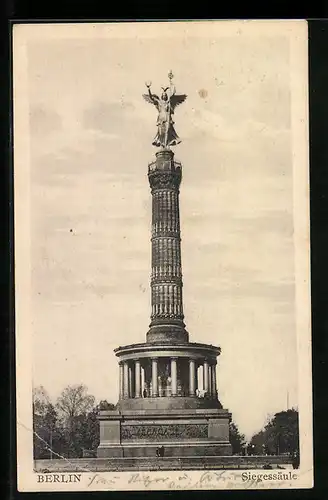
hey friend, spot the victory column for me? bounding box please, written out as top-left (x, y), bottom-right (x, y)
top-left (97, 72), bottom-right (232, 460)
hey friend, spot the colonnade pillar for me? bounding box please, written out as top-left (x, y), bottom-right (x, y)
top-left (171, 357), bottom-right (178, 396)
top-left (151, 358), bottom-right (158, 397)
top-left (135, 360), bottom-right (141, 398)
top-left (128, 365), bottom-right (133, 398)
top-left (211, 363), bottom-right (217, 397)
top-left (203, 360), bottom-right (209, 393)
top-left (119, 357), bottom-right (217, 399)
top-left (119, 362), bottom-right (124, 399)
top-left (123, 362), bottom-right (129, 399)
top-left (189, 359), bottom-right (196, 396)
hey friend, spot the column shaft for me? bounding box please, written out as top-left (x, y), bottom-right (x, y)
top-left (212, 363), bottom-right (217, 397)
top-left (152, 358), bottom-right (158, 397)
top-left (171, 358), bottom-right (178, 396)
top-left (119, 363), bottom-right (124, 400)
top-left (123, 362), bottom-right (129, 399)
top-left (208, 364), bottom-right (212, 396)
top-left (135, 360), bottom-right (141, 398)
top-left (203, 360), bottom-right (209, 393)
top-left (189, 359), bottom-right (196, 396)
top-left (150, 186), bottom-right (183, 320)
top-left (128, 365), bottom-right (133, 398)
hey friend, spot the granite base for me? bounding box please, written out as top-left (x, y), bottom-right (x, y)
top-left (97, 406), bottom-right (232, 458)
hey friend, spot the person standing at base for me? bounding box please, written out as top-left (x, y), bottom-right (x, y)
top-left (292, 451), bottom-right (300, 469)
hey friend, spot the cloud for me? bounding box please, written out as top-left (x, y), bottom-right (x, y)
top-left (32, 248), bottom-right (149, 302)
top-left (188, 110), bottom-right (281, 142)
top-left (188, 268), bottom-right (294, 302)
top-left (223, 281), bottom-right (294, 302)
top-left (31, 144), bottom-right (144, 187)
top-left (29, 105), bottom-right (62, 136)
top-left (213, 77), bottom-right (291, 131)
top-left (185, 210), bottom-right (293, 238)
top-left (82, 99), bottom-right (136, 135)
top-left (228, 211), bottom-right (294, 237)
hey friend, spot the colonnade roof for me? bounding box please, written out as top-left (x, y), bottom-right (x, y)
top-left (114, 341), bottom-right (221, 361)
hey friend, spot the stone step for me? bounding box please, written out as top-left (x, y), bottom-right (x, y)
top-left (35, 455), bottom-right (293, 473)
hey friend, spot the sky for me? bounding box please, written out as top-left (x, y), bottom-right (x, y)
top-left (24, 22), bottom-right (303, 439)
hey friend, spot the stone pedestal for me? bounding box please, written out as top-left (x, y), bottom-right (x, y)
top-left (98, 408), bottom-right (232, 458)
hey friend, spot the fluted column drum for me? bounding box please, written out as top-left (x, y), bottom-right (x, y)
top-left (147, 149), bottom-right (188, 343)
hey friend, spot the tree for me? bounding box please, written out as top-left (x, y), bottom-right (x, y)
top-left (79, 400), bottom-right (117, 456)
top-left (264, 409), bottom-right (299, 455)
top-left (250, 408), bottom-right (299, 456)
top-left (56, 384), bottom-right (95, 424)
top-left (229, 421), bottom-right (246, 455)
top-left (33, 386), bottom-right (59, 459)
top-left (97, 400), bottom-right (116, 411)
top-left (55, 384), bottom-right (95, 458)
top-left (249, 429), bottom-right (266, 455)
top-left (33, 386), bottom-right (51, 411)
top-left (33, 385), bottom-right (116, 458)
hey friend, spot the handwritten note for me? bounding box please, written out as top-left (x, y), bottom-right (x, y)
top-left (85, 470), bottom-right (296, 490)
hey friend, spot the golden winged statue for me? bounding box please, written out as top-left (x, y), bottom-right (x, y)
top-left (143, 73), bottom-right (187, 148)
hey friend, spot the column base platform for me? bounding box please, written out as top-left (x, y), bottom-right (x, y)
top-left (97, 407), bottom-right (232, 458)
top-left (97, 442), bottom-right (232, 458)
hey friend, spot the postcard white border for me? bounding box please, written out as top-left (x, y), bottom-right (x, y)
top-left (13, 20), bottom-right (313, 491)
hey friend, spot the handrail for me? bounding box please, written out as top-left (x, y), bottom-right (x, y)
top-left (148, 160), bottom-right (182, 172)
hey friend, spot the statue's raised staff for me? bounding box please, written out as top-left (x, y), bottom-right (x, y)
top-left (143, 71), bottom-right (187, 149)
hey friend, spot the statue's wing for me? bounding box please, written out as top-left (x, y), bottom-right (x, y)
top-left (143, 93), bottom-right (159, 109)
top-left (170, 94), bottom-right (187, 112)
